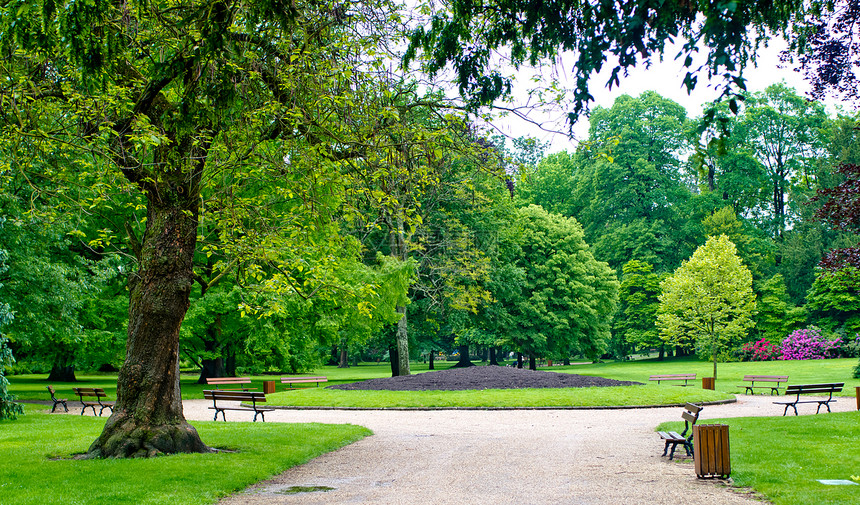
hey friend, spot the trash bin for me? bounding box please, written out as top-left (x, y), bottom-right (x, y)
top-left (263, 380), bottom-right (276, 394)
top-left (693, 424), bottom-right (730, 479)
top-left (702, 377), bottom-right (715, 390)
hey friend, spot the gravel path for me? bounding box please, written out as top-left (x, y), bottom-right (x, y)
top-left (177, 394), bottom-right (858, 505)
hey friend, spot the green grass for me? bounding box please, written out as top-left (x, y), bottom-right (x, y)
top-left (266, 384), bottom-right (732, 408)
top-left (659, 410), bottom-right (860, 505)
top-left (10, 357), bottom-right (858, 408)
top-left (557, 356), bottom-right (860, 393)
top-left (0, 404), bottom-right (370, 505)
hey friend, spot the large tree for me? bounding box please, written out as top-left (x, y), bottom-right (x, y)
top-left (657, 235), bottom-right (757, 379)
top-left (0, 0), bottom-right (435, 457)
top-left (508, 205), bottom-right (618, 366)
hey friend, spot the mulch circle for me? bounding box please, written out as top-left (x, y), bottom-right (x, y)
top-left (327, 365), bottom-right (642, 391)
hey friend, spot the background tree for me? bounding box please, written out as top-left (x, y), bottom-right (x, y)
top-left (614, 260), bottom-right (663, 359)
top-left (507, 205), bottom-right (618, 368)
top-left (657, 235), bottom-right (757, 379)
top-left (0, 239), bottom-right (22, 420)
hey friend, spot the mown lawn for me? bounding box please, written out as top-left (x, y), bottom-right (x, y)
top-left (659, 410), bottom-right (860, 505)
top-left (0, 404), bottom-right (370, 505)
top-left (10, 357), bottom-right (857, 408)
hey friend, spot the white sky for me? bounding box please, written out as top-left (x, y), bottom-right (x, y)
top-left (481, 38), bottom-right (850, 154)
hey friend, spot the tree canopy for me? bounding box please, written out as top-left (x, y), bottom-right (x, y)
top-left (657, 235), bottom-right (757, 378)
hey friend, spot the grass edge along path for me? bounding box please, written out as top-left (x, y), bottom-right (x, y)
top-left (658, 410), bottom-right (860, 505)
top-left (0, 404), bottom-right (371, 505)
top-left (265, 384), bottom-right (734, 409)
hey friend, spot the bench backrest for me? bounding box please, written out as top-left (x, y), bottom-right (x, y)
top-left (743, 375), bottom-right (788, 382)
top-left (203, 390), bottom-right (267, 402)
top-left (281, 376), bottom-right (327, 382)
top-left (47, 385), bottom-right (60, 397)
top-left (649, 374), bottom-right (696, 380)
top-left (679, 403), bottom-right (702, 436)
top-left (206, 377), bottom-right (252, 385)
top-left (73, 387), bottom-right (107, 398)
top-left (785, 383), bottom-right (844, 395)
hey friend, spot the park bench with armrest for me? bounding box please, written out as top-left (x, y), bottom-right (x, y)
top-left (205, 377), bottom-right (254, 390)
top-left (738, 375), bottom-right (789, 395)
top-left (773, 383), bottom-right (844, 416)
top-left (649, 374), bottom-right (696, 386)
top-left (203, 390), bottom-right (273, 422)
top-left (46, 385), bottom-right (68, 413)
top-left (657, 402), bottom-right (703, 460)
top-left (72, 387), bottom-right (115, 416)
top-left (281, 376), bottom-right (328, 389)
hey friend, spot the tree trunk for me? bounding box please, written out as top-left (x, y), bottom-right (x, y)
top-left (516, 352), bottom-right (523, 368)
top-left (338, 342), bottom-right (349, 368)
top-left (489, 347), bottom-right (498, 366)
top-left (429, 351), bottom-right (435, 370)
top-left (454, 344), bottom-right (473, 367)
top-left (394, 307), bottom-right (410, 376)
top-left (197, 316), bottom-right (224, 384)
top-left (529, 355), bottom-right (537, 371)
top-left (87, 196), bottom-right (209, 458)
top-left (713, 349), bottom-right (718, 381)
top-left (47, 364), bottom-right (77, 382)
top-left (389, 346), bottom-right (399, 377)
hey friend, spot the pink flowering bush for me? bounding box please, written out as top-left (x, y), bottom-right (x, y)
top-left (780, 327), bottom-right (843, 360)
top-left (738, 338), bottom-right (781, 361)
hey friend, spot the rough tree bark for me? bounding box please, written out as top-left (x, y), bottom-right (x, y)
top-left (87, 187), bottom-right (210, 458)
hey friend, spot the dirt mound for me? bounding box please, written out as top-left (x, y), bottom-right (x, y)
top-left (328, 365), bottom-right (642, 391)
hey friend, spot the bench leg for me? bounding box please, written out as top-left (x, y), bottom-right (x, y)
top-left (214, 409), bottom-right (227, 422)
top-left (783, 404), bottom-right (797, 416)
top-left (816, 402), bottom-right (832, 414)
top-left (683, 439), bottom-right (694, 458)
top-left (253, 410), bottom-right (265, 422)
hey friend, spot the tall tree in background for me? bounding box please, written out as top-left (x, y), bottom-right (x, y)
top-left (736, 84), bottom-right (829, 239)
top-left (614, 260), bottom-right (663, 359)
top-left (570, 92), bottom-right (692, 271)
top-left (657, 235), bottom-right (756, 379)
top-left (508, 205), bottom-right (618, 367)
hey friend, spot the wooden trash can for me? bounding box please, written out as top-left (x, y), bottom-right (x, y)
top-left (693, 424), bottom-right (730, 479)
top-left (702, 377), bottom-right (715, 390)
top-left (263, 380), bottom-right (276, 395)
top-left (855, 386), bottom-right (860, 411)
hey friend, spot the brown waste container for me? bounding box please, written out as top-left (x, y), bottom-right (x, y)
top-left (263, 380), bottom-right (276, 394)
top-left (693, 424), bottom-right (730, 479)
top-left (855, 387), bottom-right (860, 410)
top-left (702, 377), bottom-right (715, 390)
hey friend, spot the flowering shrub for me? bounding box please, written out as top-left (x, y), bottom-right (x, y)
top-left (781, 327), bottom-right (843, 360)
top-left (738, 338), bottom-right (781, 361)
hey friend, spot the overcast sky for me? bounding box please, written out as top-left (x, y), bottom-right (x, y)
top-left (482, 38), bottom-right (847, 154)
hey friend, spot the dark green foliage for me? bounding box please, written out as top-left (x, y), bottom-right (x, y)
top-left (508, 205), bottom-right (618, 361)
top-left (614, 260), bottom-right (662, 357)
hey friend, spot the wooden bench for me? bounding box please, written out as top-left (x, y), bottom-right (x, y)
top-left (773, 383), bottom-right (844, 416)
top-left (46, 385), bottom-right (68, 413)
top-left (205, 377), bottom-right (254, 390)
top-left (281, 376), bottom-right (327, 389)
top-left (738, 375), bottom-right (788, 395)
top-left (72, 387), bottom-right (115, 416)
top-left (657, 403), bottom-right (703, 460)
top-left (203, 390), bottom-right (273, 422)
top-left (649, 374), bottom-right (696, 386)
